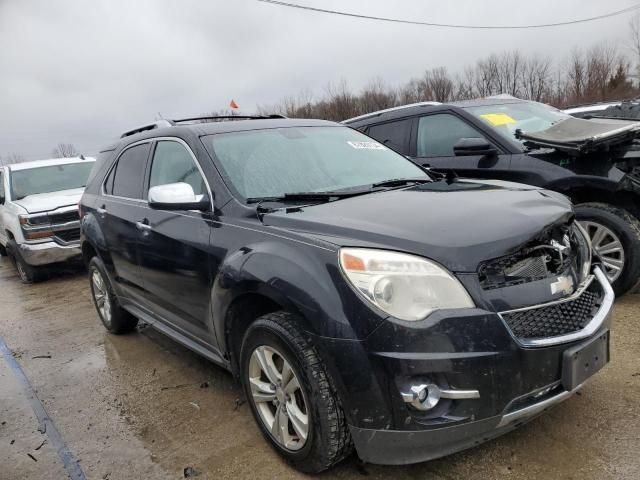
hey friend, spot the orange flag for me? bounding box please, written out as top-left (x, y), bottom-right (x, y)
top-left (230, 99), bottom-right (239, 109)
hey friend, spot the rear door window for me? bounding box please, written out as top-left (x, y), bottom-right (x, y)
top-left (366, 119), bottom-right (412, 155)
top-left (417, 114), bottom-right (491, 157)
top-left (109, 143), bottom-right (150, 199)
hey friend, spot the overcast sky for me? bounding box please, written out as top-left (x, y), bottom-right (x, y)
top-left (0, 0), bottom-right (636, 161)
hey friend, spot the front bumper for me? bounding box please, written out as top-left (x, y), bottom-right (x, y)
top-left (18, 241), bottom-right (81, 266)
top-left (350, 381), bottom-right (583, 465)
top-left (314, 267), bottom-right (613, 465)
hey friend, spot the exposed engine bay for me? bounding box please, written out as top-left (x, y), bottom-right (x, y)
top-left (479, 221), bottom-right (591, 292)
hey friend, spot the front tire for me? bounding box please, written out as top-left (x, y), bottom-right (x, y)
top-left (575, 202), bottom-right (640, 296)
top-left (88, 256), bottom-right (138, 334)
top-left (240, 311), bottom-right (352, 473)
top-left (7, 240), bottom-right (43, 284)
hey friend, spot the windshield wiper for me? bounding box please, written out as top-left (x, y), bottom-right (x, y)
top-left (246, 190), bottom-right (369, 204)
top-left (371, 178), bottom-right (432, 189)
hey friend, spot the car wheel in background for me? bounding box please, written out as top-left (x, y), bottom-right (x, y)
top-left (240, 311), bottom-right (353, 473)
top-left (6, 240), bottom-right (43, 284)
top-left (88, 256), bottom-right (138, 334)
top-left (0, 243), bottom-right (7, 256)
top-left (576, 203), bottom-right (640, 296)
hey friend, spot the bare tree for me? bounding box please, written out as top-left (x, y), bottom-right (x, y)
top-left (630, 13), bottom-right (640, 82)
top-left (360, 77), bottom-right (397, 113)
top-left (0, 153), bottom-right (25, 165)
top-left (52, 143), bottom-right (79, 158)
top-left (423, 67), bottom-right (454, 102)
top-left (521, 55), bottom-right (552, 101)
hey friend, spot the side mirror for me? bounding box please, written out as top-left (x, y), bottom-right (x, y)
top-left (148, 182), bottom-right (211, 211)
top-left (453, 137), bottom-right (497, 156)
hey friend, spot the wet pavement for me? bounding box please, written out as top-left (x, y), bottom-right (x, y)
top-left (0, 255), bottom-right (638, 480)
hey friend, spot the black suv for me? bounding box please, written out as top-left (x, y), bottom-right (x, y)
top-left (344, 97), bottom-right (640, 296)
top-left (80, 116), bottom-right (612, 472)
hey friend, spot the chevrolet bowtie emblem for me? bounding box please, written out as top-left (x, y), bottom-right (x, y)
top-left (551, 275), bottom-right (575, 296)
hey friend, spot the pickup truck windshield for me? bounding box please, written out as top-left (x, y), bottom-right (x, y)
top-left (10, 162), bottom-right (94, 200)
top-left (203, 126), bottom-right (428, 200)
top-left (465, 102), bottom-right (570, 144)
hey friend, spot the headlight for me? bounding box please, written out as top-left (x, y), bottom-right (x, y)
top-left (339, 248), bottom-right (475, 321)
top-left (573, 222), bottom-right (593, 281)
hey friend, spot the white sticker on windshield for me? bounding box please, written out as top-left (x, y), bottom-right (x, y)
top-left (347, 141), bottom-right (385, 150)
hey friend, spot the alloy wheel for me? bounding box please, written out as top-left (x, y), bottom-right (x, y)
top-left (580, 220), bottom-right (625, 283)
top-left (91, 268), bottom-right (112, 326)
top-left (248, 345), bottom-right (309, 451)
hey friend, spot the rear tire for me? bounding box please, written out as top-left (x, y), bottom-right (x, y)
top-left (575, 202), bottom-right (640, 296)
top-left (240, 311), bottom-right (353, 473)
top-left (7, 240), bottom-right (43, 284)
top-left (88, 256), bottom-right (138, 334)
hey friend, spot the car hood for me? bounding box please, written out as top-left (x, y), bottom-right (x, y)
top-left (12, 188), bottom-right (84, 214)
top-left (517, 117), bottom-right (640, 154)
top-left (262, 179), bottom-right (574, 272)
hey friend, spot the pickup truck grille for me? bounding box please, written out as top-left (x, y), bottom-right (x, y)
top-left (49, 210), bottom-right (79, 224)
top-left (54, 229), bottom-right (81, 244)
top-left (500, 284), bottom-right (602, 341)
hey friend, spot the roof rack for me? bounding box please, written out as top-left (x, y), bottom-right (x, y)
top-left (120, 115), bottom-right (287, 138)
top-left (342, 102), bottom-right (441, 124)
top-left (173, 114), bottom-right (287, 124)
top-left (120, 120), bottom-right (175, 138)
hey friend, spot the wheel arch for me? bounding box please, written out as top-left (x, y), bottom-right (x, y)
top-left (546, 177), bottom-right (640, 219)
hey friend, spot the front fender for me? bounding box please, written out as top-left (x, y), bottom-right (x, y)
top-left (212, 240), bottom-right (384, 354)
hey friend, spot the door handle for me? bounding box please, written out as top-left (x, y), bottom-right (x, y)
top-left (136, 221), bottom-right (152, 232)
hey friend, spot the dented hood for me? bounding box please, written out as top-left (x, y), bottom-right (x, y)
top-left (262, 180), bottom-right (574, 272)
top-left (12, 188), bottom-right (84, 214)
top-left (518, 117), bottom-right (640, 154)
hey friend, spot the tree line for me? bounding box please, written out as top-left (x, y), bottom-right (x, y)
top-left (0, 143), bottom-right (79, 166)
top-left (259, 41), bottom-right (638, 122)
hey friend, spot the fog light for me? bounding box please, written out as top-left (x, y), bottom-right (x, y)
top-left (401, 384), bottom-right (441, 411)
top-left (401, 383), bottom-right (481, 411)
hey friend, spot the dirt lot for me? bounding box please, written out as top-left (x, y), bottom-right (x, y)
top-left (0, 256), bottom-right (639, 480)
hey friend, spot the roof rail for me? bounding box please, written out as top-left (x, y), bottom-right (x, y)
top-left (120, 115), bottom-right (287, 138)
top-left (120, 120), bottom-right (175, 138)
top-left (342, 102), bottom-right (441, 124)
top-left (172, 114), bottom-right (287, 124)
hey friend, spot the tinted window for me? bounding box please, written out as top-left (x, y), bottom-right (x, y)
top-left (417, 114), bottom-right (489, 157)
top-left (87, 150), bottom-right (114, 184)
top-left (110, 143), bottom-right (150, 199)
top-left (149, 141), bottom-right (205, 196)
top-left (0, 171), bottom-right (4, 202)
top-left (203, 126), bottom-right (427, 199)
top-left (10, 162), bottom-right (94, 200)
top-left (366, 119), bottom-right (412, 155)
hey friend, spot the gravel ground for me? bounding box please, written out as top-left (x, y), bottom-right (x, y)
top-left (0, 256), bottom-right (638, 480)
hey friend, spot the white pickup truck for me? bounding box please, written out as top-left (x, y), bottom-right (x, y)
top-left (0, 157), bottom-right (95, 283)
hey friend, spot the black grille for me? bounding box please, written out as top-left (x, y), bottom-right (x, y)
top-left (502, 289), bottom-right (601, 340)
top-left (54, 229), bottom-right (81, 243)
top-left (49, 210), bottom-right (79, 224)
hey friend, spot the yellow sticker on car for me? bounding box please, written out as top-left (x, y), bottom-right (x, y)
top-left (480, 113), bottom-right (517, 126)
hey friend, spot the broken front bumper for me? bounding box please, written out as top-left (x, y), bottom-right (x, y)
top-left (18, 241), bottom-right (81, 266)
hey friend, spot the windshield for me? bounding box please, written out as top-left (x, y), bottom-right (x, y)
top-left (465, 101), bottom-right (570, 144)
top-left (202, 126), bottom-right (428, 199)
top-left (10, 162), bottom-right (94, 200)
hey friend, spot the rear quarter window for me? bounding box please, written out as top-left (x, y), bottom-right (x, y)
top-left (107, 143), bottom-right (150, 199)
